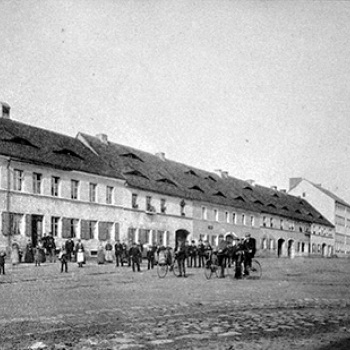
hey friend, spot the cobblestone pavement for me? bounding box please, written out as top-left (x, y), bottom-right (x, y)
top-left (1, 257), bottom-right (350, 350)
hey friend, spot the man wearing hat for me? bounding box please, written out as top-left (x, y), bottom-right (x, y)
top-left (242, 233), bottom-right (256, 275)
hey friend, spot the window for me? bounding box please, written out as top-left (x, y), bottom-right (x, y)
top-left (71, 180), bottom-right (79, 200)
top-left (51, 176), bottom-right (60, 197)
top-left (242, 214), bottom-right (245, 225)
top-left (280, 219), bottom-right (284, 230)
top-left (51, 217), bottom-right (60, 237)
top-left (214, 209), bottom-right (219, 222)
top-left (156, 230), bottom-right (165, 245)
top-left (225, 211), bottom-right (229, 223)
top-left (202, 207), bottom-right (208, 220)
top-left (89, 221), bottom-right (97, 239)
top-left (106, 186), bottom-right (114, 204)
top-left (13, 169), bottom-right (23, 191)
top-left (146, 196), bottom-right (152, 211)
top-left (232, 212), bottom-right (236, 224)
top-left (270, 217), bottom-right (274, 228)
top-left (262, 216), bottom-right (267, 227)
top-left (89, 183), bottom-right (97, 202)
top-left (211, 235), bottom-right (217, 247)
top-left (250, 215), bottom-right (254, 226)
top-left (161, 199), bottom-right (167, 214)
top-left (33, 173), bottom-right (42, 194)
top-left (139, 229), bottom-right (150, 245)
top-left (132, 193), bottom-right (139, 209)
top-left (3, 213), bottom-right (24, 235)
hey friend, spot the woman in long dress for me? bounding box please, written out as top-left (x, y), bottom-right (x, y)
top-left (97, 244), bottom-right (105, 265)
top-left (24, 241), bottom-right (34, 263)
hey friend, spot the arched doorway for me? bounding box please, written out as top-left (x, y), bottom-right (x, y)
top-left (277, 238), bottom-right (285, 257)
top-left (322, 243), bottom-right (327, 257)
top-left (288, 240), bottom-right (295, 258)
top-left (175, 229), bottom-right (190, 245)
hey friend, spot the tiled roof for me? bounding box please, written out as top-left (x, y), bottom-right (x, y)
top-left (0, 118), bottom-right (123, 179)
top-left (80, 133), bottom-right (333, 227)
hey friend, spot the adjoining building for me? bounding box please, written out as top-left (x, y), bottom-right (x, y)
top-left (289, 178), bottom-right (350, 257)
top-left (0, 104), bottom-right (335, 258)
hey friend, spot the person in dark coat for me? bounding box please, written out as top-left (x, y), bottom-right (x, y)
top-left (114, 240), bottom-right (123, 267)
top-left (217, 236), bottom-right (228, 278)
top-left (59, 246), bottom-right (69, 273)
top-left (65, 238), bottom-right (75, 261)
top-left (46, 233), bottom-right (56, 263)
top-left (129, 242), bottom-right (142, 272)
top-left (203, 240), bottom-right (212, 267)
top-left (0, 251), bottom-right (6, 275)
top-left (197, 239), bottom-right (205, 268)
top-left (242, 233), bottom-right (256, 275)
top-left (175, 239), bottom-right (187, 278)
top-left (146, 245), bottom-right (155, 270)
top-left (189, 240), bottom-right (197, 268)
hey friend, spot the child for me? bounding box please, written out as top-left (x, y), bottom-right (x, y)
top-left (58, 247), bottom-right (68, 273)
top-left (0, 251), bottom-right (6, 275)
top-left (34, 246), bottom-right (41, 267)
top-left (77, 248), bottom-right (84, 268)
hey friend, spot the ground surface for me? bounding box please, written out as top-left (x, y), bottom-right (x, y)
top-left (0, 257), bottom-right (350, 350)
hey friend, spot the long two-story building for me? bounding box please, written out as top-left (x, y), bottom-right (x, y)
top-left (0, 103), bottom-right (335, 258)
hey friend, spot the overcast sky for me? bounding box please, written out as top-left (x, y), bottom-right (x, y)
top-left (1, 0), bottom-right (350, 201)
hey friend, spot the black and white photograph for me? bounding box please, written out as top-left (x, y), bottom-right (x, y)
top-left (0, 1), bottom-right (350, 349)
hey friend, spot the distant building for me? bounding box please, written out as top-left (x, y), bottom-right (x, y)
top-left (0, 104), bottom-right (335, 258)
top-left (289, 178), bottom-right (350, 257)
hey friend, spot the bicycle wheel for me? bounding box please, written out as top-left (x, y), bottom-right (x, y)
top-left (210, 254), bottom-right (219, 278)
top-left (157, 263), bottom-right (168, 278)
top-left (246, 259), bottom-right (262, 280)
top-left (172, 262), bottom-right (181, 277)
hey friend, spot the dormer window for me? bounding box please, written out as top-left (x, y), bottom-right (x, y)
top-left (185, 169), bottom-right (198, 177)
top-left (2, 136), bottom-right (39, 148)
top-left (282, 206), bottom-right (289, 211)
top-left (243, 186), bottom-right (253, 191)
top-left (234, 196), bottom-right (245, 202)
top-left (120, 152), bottom-right (143, 162)
top-left (267, 203), bottom-right (277, 209)
top-left (189, 185), bottom-right (204, 193)
top-left (156, 178), bottom-right (177, 187)
top-left (295, 209), bottom-right (302, 214)
top-left (53, 148), bottom-right (84, 160)
top-left (213, 191), bottom-right (226, 198)
top-left (123, 170), bottom-right (149, 180)
top-left (204, 175), bottom-right (217, 182)
top-left (254, 200), bottom-right (264, 206)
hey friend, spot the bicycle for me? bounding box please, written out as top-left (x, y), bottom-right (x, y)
top-left (204, 251), bottom-right (220, 279)
top-left (226, 254), bottom-right (262, 280)
top-left (157, 254), bottom-right (180, 278)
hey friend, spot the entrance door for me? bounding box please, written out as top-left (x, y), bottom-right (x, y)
top-left (31, 215), bottom-right (43, 247)
top-left (277, 239), bottom-right (285, 257)
top-left (175, 229), bottom-right (189, 245)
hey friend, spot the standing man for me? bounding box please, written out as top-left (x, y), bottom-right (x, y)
top-left (0, 250), bottom-right (6, 275)
top-left (114, 240), bottom-right (123, 267)
top-left (65, 238), bottom-right (74, 262)
top-left (189, 240), bottom-right (197, 268)
top-left (217, 236), bottom-right (228, 278)
top-left (129, 242), bottom-right (142, 272)
top-left (46, 233), bottom-right (56, 263)
top-left (175, 238), bottom-right (187, 278)
top-left (197, 239), bottom-right (205, 268)
top-left (242, 233), bottom-right (256, 275)
top-left (146, 245), bottom-right (155, 270)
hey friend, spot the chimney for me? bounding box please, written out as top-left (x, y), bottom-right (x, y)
top-left (270, 186), bottom-right (278, 191)
top-left (280, 189), bottom-right (287, 193)
top-left (289, 177), bottom-right (302, 190)
top-left (215, 169), bottom-right (229, 179)
top-left (96, 133), bottom-right (108, 144)
top-left (246, 179), bottom-right (255, 186)
top-left (155, 152), bottom-right (166, 161)
top-left (1, 102), bottom-right (10, 119)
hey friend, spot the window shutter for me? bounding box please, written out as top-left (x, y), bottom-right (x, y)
top-left (166, 231), bottom-right (170, 247)
top-left (81, 220), bottom-right (90, 240)
top-left (2, 212), bottom-right (11, 237)
top-left (62, 218), bottom-right (71, 238)
top-left (114, 222), bottom-right (120, 241)
top-left (98, 222), bottom-right (108, 241)
top-left (25, 214), bottom-right (32, 237)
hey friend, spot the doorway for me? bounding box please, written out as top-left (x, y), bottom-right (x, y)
top-left (277, 238), bottom-right (285, 257)
top-left (31, 215), bottom-right (43, 247)
top-left (175, 229), bottom-right (189, 245)
top-left (288, 240), bottom-right (295, 258)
